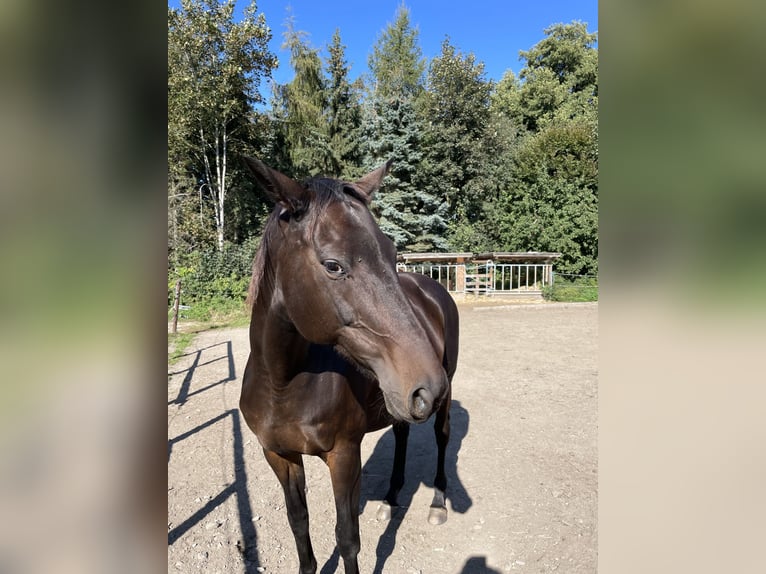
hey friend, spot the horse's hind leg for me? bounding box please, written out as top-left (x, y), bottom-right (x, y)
top-left (429, 389), bottom-right (451, 525)
top-left (262, 449), bottom-right (317, 574)
top-left (377, 422), bottom-right (409, 521)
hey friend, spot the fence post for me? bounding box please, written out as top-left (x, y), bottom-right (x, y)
top-left (456, 263), bottom-right (466, 293)
top-left (171, 279), bottom-right (181, 334)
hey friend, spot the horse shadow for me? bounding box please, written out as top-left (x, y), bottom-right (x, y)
top-left (348, 399), bottom-right (473, 574)
top-left (459, 555), bottom-right (504, 573)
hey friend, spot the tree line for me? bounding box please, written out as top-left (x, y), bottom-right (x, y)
top-left (168, 0), bottom-right (598, 305)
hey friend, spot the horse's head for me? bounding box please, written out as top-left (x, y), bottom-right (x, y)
top-left (244, 157), bottom-right (448, 424)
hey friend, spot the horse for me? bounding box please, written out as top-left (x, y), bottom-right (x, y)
top-left (239, 157), bottom-right (460, 574)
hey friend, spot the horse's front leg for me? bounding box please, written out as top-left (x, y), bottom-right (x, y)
top-left (377, 422), bottom-right (410, 521)
top-left (325, 443), bottom-right (363, 574)
top-left (429, 389), bottom-right (451, 525)
top-left (262, 449), bottom-right (317, 574)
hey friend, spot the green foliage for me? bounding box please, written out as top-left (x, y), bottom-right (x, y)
top-left (168, 237), bottom-right (258, 309)
top-left (172, 296), bottom-right (249, 324)
top-left (363, 94), bottom-right (448, 252)
top-left (518, 21), bottom-right (598, 131)
top-left (278, 22), bottom-right (331, 177)
top-left (542, 276), bottom-right (598, 302)
top-left (269, 25), bottom-right (366, 180)
top-left (168, 0), bottom-right (277, 252)
top-left (489, 119), bottom-right (598, 274)
top-left (361, 8), bottom-right (447, 252)
top-left (485, 22), bottom-right (598, 276)
top-left (418, 38), bottom-right (505, 252)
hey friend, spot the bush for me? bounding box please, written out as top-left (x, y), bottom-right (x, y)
top-left (168, 237), bottom-right (260, 318)
top-left (542, 275), bottom-right (598, 302)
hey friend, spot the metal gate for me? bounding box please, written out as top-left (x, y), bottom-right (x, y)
top-left (398, 260), bottom-right (554, 295)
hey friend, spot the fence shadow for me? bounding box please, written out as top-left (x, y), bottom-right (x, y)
top-left (351, 399), bottom-right (472, 574)
top-left (167, 409), bottom-right (262, 573)
top-left (168, 340), bottom-right (235, 406)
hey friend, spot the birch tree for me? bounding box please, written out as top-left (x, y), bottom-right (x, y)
top-left (168, 0), bottom-right (276, 251)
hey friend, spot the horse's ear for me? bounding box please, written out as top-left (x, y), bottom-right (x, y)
top-left (242, 156), bottom-right (306, 213)
top-left (353, 159), bottom-right (393, 203)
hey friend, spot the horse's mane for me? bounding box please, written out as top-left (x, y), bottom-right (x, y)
top-left (246, 176), bottom-right (366, 308)
top-left (245, 210), bottom-right (277, 308)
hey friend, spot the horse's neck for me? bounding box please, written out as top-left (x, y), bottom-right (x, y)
top-left (251, 291), bottom-right (310, 386)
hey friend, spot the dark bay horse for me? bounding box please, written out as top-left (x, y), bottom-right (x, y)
top-left (239, 157), bottom-right (459, 574)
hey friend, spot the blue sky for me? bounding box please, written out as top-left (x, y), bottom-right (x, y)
top-left (170, 1), bottom-right (598, 88)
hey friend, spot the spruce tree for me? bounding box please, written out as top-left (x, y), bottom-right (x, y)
top-left (363, 94), bottom-right (448, 251)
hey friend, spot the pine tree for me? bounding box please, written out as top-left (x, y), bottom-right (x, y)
top-left (367, 5), bottom-right (425, 99)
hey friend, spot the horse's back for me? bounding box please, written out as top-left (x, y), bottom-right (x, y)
top-left (397, 272), bottom-right (459, 380)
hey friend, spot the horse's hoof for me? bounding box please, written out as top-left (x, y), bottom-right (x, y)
top-left (376, 502), bottom-right (392, 521)
top-left (428, 506), bottom-right (448, 525)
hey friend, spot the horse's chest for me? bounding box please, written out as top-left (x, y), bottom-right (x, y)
top-left (256, 417), bottom-right (336, 456)
top-left (246, 373), bottom-right (367, 456)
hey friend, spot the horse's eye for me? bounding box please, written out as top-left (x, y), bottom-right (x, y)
top-left (322, 260), bottom-right (345, 277)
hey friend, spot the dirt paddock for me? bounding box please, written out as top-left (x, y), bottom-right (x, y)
top-left (168, 301), bottom-right (597, 573)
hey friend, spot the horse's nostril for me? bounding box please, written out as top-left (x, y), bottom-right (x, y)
top-left (410, 387), bottom-right (433, 421)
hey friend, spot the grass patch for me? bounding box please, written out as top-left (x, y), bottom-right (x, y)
top-left (543, 277), bottom-right (598, 302)
top-left (168, 331), bottom-right (196, 365)
top-left (167, 298), bottom-right (250, 363)
top-left (168, 297), bottom-right (249, 326)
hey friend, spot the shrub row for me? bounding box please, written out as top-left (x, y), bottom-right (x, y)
top-left (542, 276), bottom-right (598, 302)
top-left (168, 238), bottom-right (260, 320)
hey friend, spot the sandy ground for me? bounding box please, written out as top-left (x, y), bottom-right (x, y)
top-left (168, 301), bottom-right (597, 574)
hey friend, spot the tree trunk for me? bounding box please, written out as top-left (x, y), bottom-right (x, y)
top-left (214, 127), bottom-right (227, 252)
